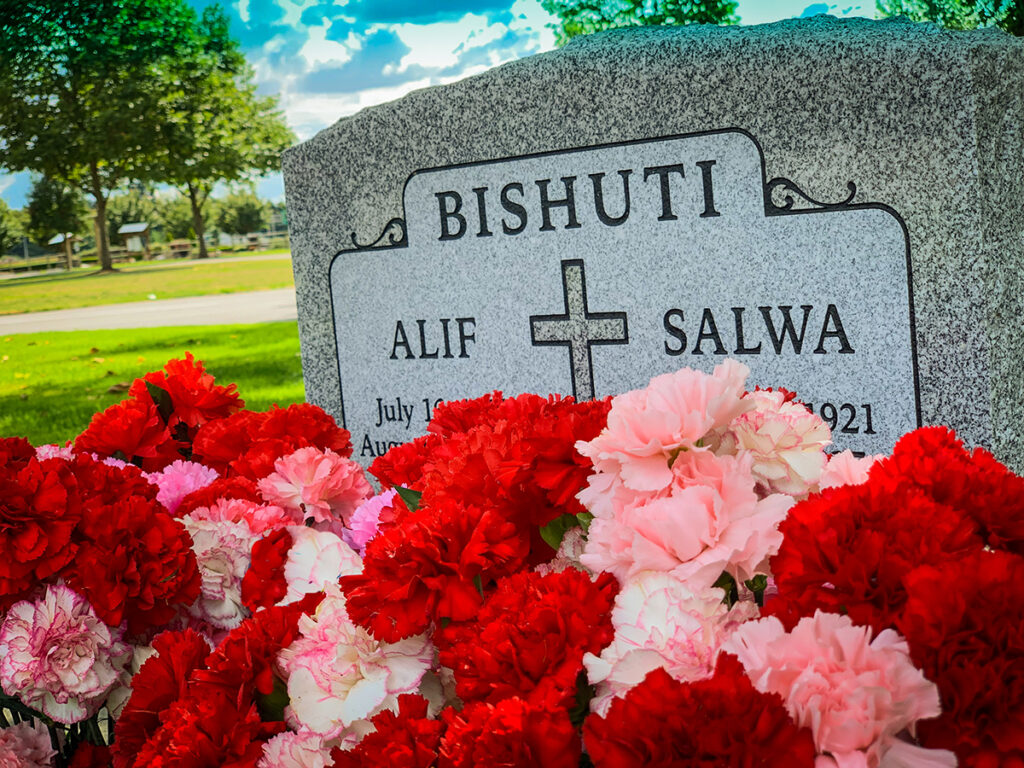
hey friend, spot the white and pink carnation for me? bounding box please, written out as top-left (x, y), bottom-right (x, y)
top-left (279, 584), bottom-right (434, 738)
top-left (718, 389), bottom-right (831, 498)
top-left (34, 443), bottom-right (74, 461)
top-left (535, 527), bottom-right (588, 576)
top-left (186, 496), bottom-right (297, 535)
top-left (0, 583), bottom-right (131, 725)
top-left (182, 516), bottom-right (257, 630)
top-left (257, 731), bottom-right (332, 768)
top-left (0, 720), bottom-right (56, 768)
top-left (282, 526), bottom-right (363, 605)
top-left (724, 611), bottom-right (953, 767)
top-left (576, 360), bottom-right (751, 518)
top-left (258, 446), bottom-right (373, 525)
top-left (581, 450), bottom-right (792, 589)
top-left (346, 489), bottom-right (399, 555)
top-left (144, 459), bottom-right (219, 514)
top-left (583, 570), bottom-right (756, 715)
top-left (818, 449), bottom-right (883, 490)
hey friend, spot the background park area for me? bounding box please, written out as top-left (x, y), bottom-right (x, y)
top-left (2, 0), bottom-right (1018, 449)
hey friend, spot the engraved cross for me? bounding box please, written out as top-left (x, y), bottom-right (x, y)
top-left (530, 259), bottom-right (629, 401)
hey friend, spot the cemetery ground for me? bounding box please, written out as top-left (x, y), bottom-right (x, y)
top-left (0, 322), bottom-right (303, 445)
top-left (0, 252), bottom-right (294, 314)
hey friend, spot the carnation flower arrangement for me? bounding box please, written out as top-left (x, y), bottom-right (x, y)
top-left (1, 353), bottom-right (1020, 767)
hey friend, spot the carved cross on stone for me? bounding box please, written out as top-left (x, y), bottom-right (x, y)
top-left (530, 259), bottom-right (629, 401)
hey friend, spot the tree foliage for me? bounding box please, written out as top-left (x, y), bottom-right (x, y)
top-left (26, 176), bottom-right (88, 247)
top-left (155, 193), bottom-right (199, 241)
top-left (145, 4), bottom-right (295, 258)
top-left (105, 188), bottom-right (157, 246)
top-left (876, 0), bottom-right (1022, 34)
top-left (540, 0), bottom-right (738, 45)
top-left (0, 0), bottom-right (199, 270)
top-left (0, 200), bottom-right (26, 257)
top-left (216, 191), bottom-right (268, 235)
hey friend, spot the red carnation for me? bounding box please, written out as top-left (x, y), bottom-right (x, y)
top-left (0, 436), bottom-right (36, 468)
top-left (112, 629), bottom-right (212, 768)
top-left (369, 432), bottom-right (444, 491)
top-left (899, 551), bottom-right (1024, 764)
top-left (192, 404), bottom-right (351, 480)
top-left (66, 452), bottom-right (158, 507)
top-left (129, 352), bottom-right (243, 432)
top-left (75, 396), bottom-right (181, 471)
top-left (583, 658), bottom-right (816, 767)
top-left (68, 492), bottom-right (201, 634)
top-left (437, 570), bottom-right (616, 710)
top-left (439, 698), bottom-right (580, 768)
top-left (241, 528), bottom-right (292, 612)
top-left (872, 426), bottom-right (1024, 554)
top-left (174, 476), bottom-right (261, 518)
top-left (767, 479), bottom-right (981, 634)
top-left (121, 597), bottom-right (320, 768)
top-left (0, 454), bottom-right (80, 608)
top-left (341, 501), bottom-right (528, 641)
top-left (331, 695), bottom-right (444, 768)
top-left (68, 742), bottom-right (113, 768)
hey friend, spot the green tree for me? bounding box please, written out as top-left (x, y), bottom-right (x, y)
top-left (106, 187), bottom-right (157, 246)
top-left (876, 0), bottom-right (1022, 34)
top-left (0, 0), bottom-right (199, 271)
top-left (26, 176), bottom-right (88, 267)
top-left (0, 200), bottom-right (27, 258)
top-left (146, 5), bottom-right (295, 259)
top-left (540, 0), bottom-right (738, 45)
top-left (216, 191), bottom-right (268, 236)
top-left (154, 193), bottom-right (198, 241)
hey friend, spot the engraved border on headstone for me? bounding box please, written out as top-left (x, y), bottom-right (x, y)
top-left (326, 128), bottom-right (922, 438)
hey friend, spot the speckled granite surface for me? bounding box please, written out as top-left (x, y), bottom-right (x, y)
top-left (283, 16), bottom-right (1024, 469)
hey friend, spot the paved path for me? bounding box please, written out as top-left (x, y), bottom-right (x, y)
top-left (0, 288), bottom-right (298, 334)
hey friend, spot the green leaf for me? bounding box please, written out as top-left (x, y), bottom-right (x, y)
top-left (568, 671), bottom-right (595, 728)
top-left (256, 675), bottom-right (289, 723)
top-left (577, 511), bottom-right (594, 533)
top-left (540, 512), bottom-right (578, 551)
top-left (473, 574), bottom-right (484, 597)
top-left (712, 571), bottom-right (738, 607)
top-left (145, 380), bottom-right (174, 424)
top-left (395, 486), bottom-right (422, 512)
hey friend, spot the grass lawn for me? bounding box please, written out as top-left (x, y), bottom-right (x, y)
top-left (0, 322), bottom-right (304, 446)
top-left (0, 256), bottom-right (294, 315)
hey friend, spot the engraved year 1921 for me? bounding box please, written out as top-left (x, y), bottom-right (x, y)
top-left (802, 401), bottom-right (876, 435)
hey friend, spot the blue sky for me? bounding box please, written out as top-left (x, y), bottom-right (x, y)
top-left (0, 0), bottom-right (871, 209)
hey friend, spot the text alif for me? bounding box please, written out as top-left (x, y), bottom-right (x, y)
top-left (433, 160), bottom-right (720, 240)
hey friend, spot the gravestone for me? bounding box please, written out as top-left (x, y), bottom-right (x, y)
top-left (282, 16), bottom-right (1024, 469)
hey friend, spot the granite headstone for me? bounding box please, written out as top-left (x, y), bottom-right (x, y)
top-left (282, 17), bottom-right (1024, 469)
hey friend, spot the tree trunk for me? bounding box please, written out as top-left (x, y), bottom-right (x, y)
top-left (187, 182), bottom-right (209, 259)
top-left (89, 163), bottom-right (113, 272)
top-left (63, 236), bottom-right (73, 270)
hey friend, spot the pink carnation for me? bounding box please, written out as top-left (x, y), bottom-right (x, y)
top-left (719, 389), bottom-right (831, 497)
top-left (581, 450), bottom-right (792, 589)
top-left (818, 450), bottom-right (882, 490)
top-left (0, 720), bottom-right (55, 768)
top-left (279, 584), bottom-right (434, 738)
top-left (258, 447), bottom-right (373, 525)
top-left (577, 360), bottom-right (751, 518)
top-left (181, 516), bottom-right (257, 630)
top-left (34, 443), bottom-right (74, 461)
top-left (0, 583), bottom-right (130, 724)
top-left (187, 496), bottom-right (298, 536)
top-left (257, 732), bottom-right (332, 768)
top-left (583, 570), bottom-right (757, 715)
top-left (282, 526), bottom-right (363, 605)
top-left (346, 489), bottom-right (399, 555)
top-left (144, 459), bottom-right (219, 514)
top-left (725, 612), bottom-right (948, 766)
